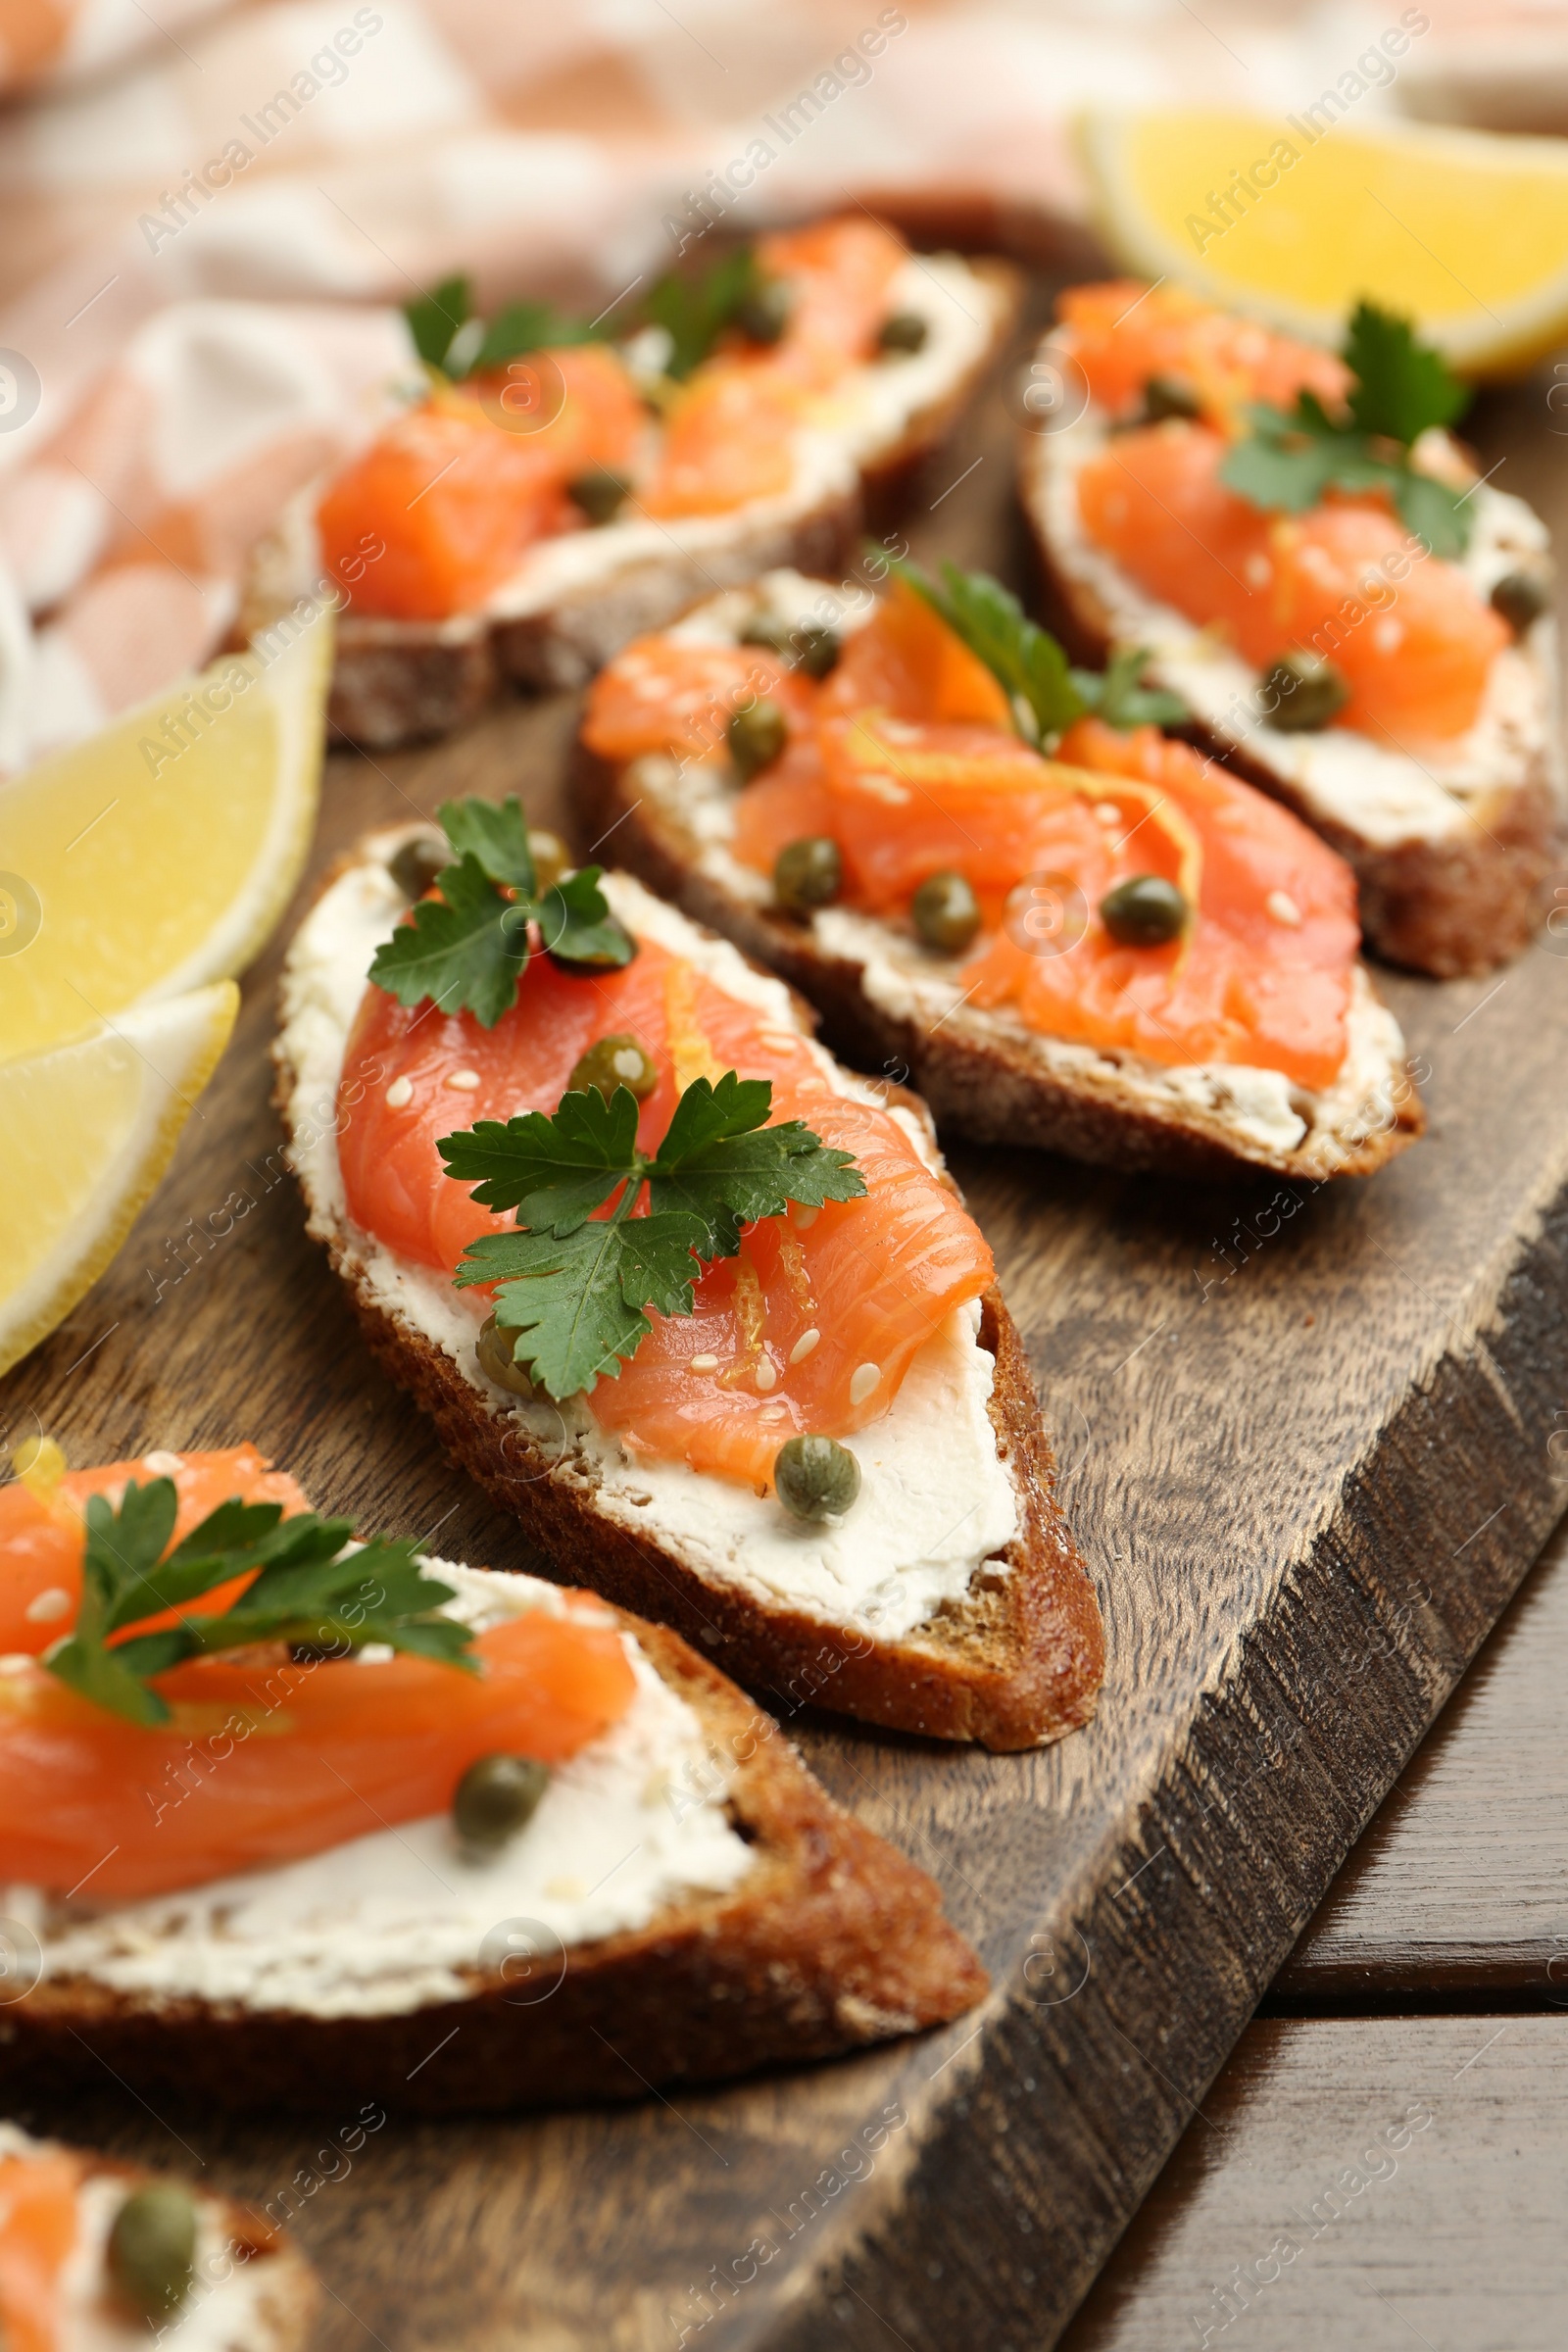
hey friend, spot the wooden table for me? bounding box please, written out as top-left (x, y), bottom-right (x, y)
top-left (1063, 1502), bottom-right (1568, 2349)
top-left (4, 245), bottom-right (1568, 2349)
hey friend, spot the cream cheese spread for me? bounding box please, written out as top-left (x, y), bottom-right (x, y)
top-left (275, 861), bottom-right (1019, 1643)
top-left (7, 1567), bottom-right (754, 2022)
top-left (1029, 375), bottom-right (1558, 849)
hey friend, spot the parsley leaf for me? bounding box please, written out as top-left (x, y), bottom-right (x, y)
top-left (1345, 300), bottom-right (1470, 446)
top-left (645, 247), bottom-right (760, 380)
top-left (406, 274), bottom-right (471, 370)
top-left (44, 1482), bottom-right (473, 1726)
top-left (403, 281), bottom-right (603, 380)
top-left (889, 554), bottom-right (1187, 742)
top-left (441, 1071), bottom-right (865, 1399)
top-left (369, 797), bottom-right (634, 1027)
top-left (1217, 303), bottom-right (1474, 558)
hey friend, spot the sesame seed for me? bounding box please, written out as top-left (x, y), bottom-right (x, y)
top-left (24, 1586), bottom-right (71, 1624)
top-left (849, 1362), bottom-right (881, 1406)
top-left (690, 1354), bottom-right (719, 1373)
top-left (790, 1328), bottom-right (820, 1364)
top-left (142, 1449), bottom-right (183, 1477)
top-left (446, 1068), bottom-right (481, 1091)
top-left (756, 1358), bottom-right (777, 1393)
top-left (791, 1203), bottom-right (819, 1230)
top-left (385, 1076), bottom-right (415, 1108)
top-left (1094, 804), bottom-right (1121, 827)
top-left (1266, 890), bottom-right (1302, 927)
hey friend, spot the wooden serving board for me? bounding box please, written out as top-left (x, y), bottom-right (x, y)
top-left (5, 255), bottom-right (1568, 2352)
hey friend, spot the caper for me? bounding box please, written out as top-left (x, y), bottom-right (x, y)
top-left (1491, 568), bottom-right (1551, 635)
top-left (1257, 650), bottom-right (1350, 732)
top-left (1141, 370), bottom-right (1202, 423)
top-left (476, 1314), bottom-right (537, 1398)
top-left (739, 616), bottom-right (841, 678)
top-left (727, 697), bottom-right (788, 782)
top-left (774, 1435), bottom-right (861, 1522)
top-left (911, 869), bottom-right (981, 956)
top-left (454, 1752), bottom-right (551, 1849)
top-left (568, 466), bottom-right (631, 526)
top-left (568, 1031), bottom-right (659, 1102)
top-left (877, 311), bottom-right (928, 355)
top-left (388, 832), bottom-right (448, 900)
top-left (1100, 873), bottom-right (1188, 947)
top-left (773, 836), bottom-right (842, 916)
top-left (527, 828), bottom-right (569, 891)
top-left (108, 2184), bottom-right (196, 2321)
top-left (735, 279), bottom-right (792, 346)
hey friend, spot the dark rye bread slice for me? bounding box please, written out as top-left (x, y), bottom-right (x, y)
top-left (0, 1614), bottom-right (987, 2117)
top-left (271, 835), bottom-right (1102, 1751)
top-left (1016, 351), bottom-right (1562, 979)
top-left (0, 2129), bottom-right (318, 2346)
top-left (315, 257), bottom-right (1021, 748)
top-left (572, 738), bottom-right (1424, 1186)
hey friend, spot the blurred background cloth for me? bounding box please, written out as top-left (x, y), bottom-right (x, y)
top-left (0, 0), bottom-right (1561, 771)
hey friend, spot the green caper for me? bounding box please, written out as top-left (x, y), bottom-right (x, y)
top-left (1142, 370), bottom-right (1202, 423)
top-left (739, 615), bottom-right (841, 678)
top-left (476, 1314), bottom-right (537, 1398)
top-left (568, 466), bottom-right (631, 526)
top-left (735, 279), bottom-right (792, 345)
top-left (568, 1031), bottom-right (660, 1102)
top-left (527, 828), bottom-right (569, 891)
top-left (727, 697), bottom-right (788, 781)
top-left (1491, 568), bottom-right (1551, 635)
top-left (911, 870), bottom-right (981, 956)
top-left (1100, 873), bottom-right (1188, 947)
top-left (388, 832), bottom-right (448, 900)
top-left (108, 2185), bottom-right (197, 2321)
top-left (454, 1753), bottom-right (551, 1848)
top-left (773, 836), bottom-right (842, 916)
top-left (877, 312), bottom-right (928, 355)
top-left (774, 1435), bottom-right (861, 1522)
top-left (1257, 650), bottom-right (1350, 732)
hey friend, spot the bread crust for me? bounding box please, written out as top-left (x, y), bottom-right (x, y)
top-left (271, 834), bottom-right (1102, 1752)
top-left (0, 1619), bottom-right (987, 2117)
top-left (1017, 398), bottom-right (1562, 981)
top-left (322, 259), bottom-right (1020, 749)
top-left (573, 742), bottom-right (1424, 1185)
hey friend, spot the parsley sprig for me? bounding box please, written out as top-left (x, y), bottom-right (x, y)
top-left (889, 555), bottom-right (1186, 748)
top-left (370, 799), bottom-right (633, 1028)
top-left (645, 248), bottom-right (763, 380)
top-left (44, 1480), bottom-right (472, 1727)
top-left (1218, 301), bottom-right (1474, 559)
top-left (404, 275), bottom-right (606, 380)
top-left (442, 1072), bottom-right (864, 1399)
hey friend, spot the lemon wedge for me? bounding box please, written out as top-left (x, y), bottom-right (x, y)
top-left (1078, 109), bottom-right (1568, 374)
top-left (0, 983), bottom-right (238, 1379)
top-left (0, 604), bottom-right (330, 1063)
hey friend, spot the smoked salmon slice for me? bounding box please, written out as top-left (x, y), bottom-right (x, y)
top-left (1064, 281), bottom-right (1508, 745)
top-left (339, 929), bottom-right (995, 1489)
top-left (0, 1446), bottom-right (307, 1655)
top-left (586, 578), bottom-right (1365, 1091)
top-left (318, 346), bottom-right (645, 621)
top-left (0, 2144), bottom-right (80, 2352)
top-left (0, 1590), bottom-right (635, 1901)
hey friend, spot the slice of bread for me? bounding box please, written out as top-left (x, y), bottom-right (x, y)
top-left (0, 2123), bottom-right (317, 2347)
top-left (272, 840), bottom-right (1102, 1752)
top-left (574, 575), bottom-right (1424, 1185)
top-left (1019, 329), bottom-right (1562, 978)
top-left (0, 1572), bottom-right (987, 2117)
top-left (242, 253), bottom-right (1020, 751)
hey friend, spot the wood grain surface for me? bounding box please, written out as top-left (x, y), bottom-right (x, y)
top-left (1059, 2015), bottom-right (1568, 2351)
top-left (3, 259), bottom-right (1568, 2352)
top-left (1274, 1506), bottom-right (1568, 2004)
